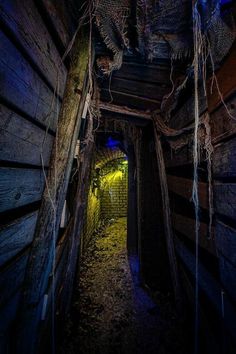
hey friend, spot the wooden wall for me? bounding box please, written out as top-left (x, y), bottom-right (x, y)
top-left (163, 42), bottom-right (236, 351)
top-left (0, 0), bottom-right (74, 351)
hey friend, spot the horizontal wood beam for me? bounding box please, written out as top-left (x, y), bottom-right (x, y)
top-left (99, 102), bottom-right (152, 120)
top-left (172, 212), bottom-right (216, 255)
top-left (167, 175), bottom-right (208, 210)
top-left (100, 89), bottom-right (161, 111)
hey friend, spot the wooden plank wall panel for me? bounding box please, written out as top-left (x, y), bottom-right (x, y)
top-left (172, 213), bottom-right (216, 255)
top-left (213, 139), bottom-right (236, 178)
top-left (214, 183), bottom-right (236, 220)
top-left (176, 238), bottom-right (236, 342)
top-left (0, 1), bottom-right (70, 351)
top-left (0, 251), bottom-right (29, 308)
top-left (0, 30), bottom-right (59, 132)
top-left (0, 168), bottom-right (44, 212)
top-left (35, 0), bottom-right (71, 50)
top-left (215, 221), bottom-right (236, 267)
top-left (0, 0), bottom-right (67, 97)
top-left (0, 212), bottom-right (38, 267)
top-left (0, 104), bottom-right (54, 166)
top-left (163, 38), bottom-right (236, 346)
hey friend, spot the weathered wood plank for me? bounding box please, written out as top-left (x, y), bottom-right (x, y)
top-left (16, 31), bottom-right (89, 354)
top-left (55, 220), bottom-right (72, 268)
top-left (113, 61), bottom-right (170, 84)
top-left (102, 77), bottom-right (169, 101)
top-left (0, 212), bottom-right (38, 267)
top-left (165, 144), bottom-right (192, 168)
top-left (207, 41), bottom-right (236, 113)
top-left (153, 127), bottom-right (182, 309)
top-left (213, 138), bottom-right (236, 178)
top-left (0, 168), bottom-right (44, 212)
top-left (215, 220), bottom-right (236, 267)
top-left (169, 86), bottom-right (207, 130)
top-left (0, 251), bottom-right (29, 308)
top-left (167, 175), bottom-right (208, 209)
top-left (214, 182), bottom-right (236, 220)
top-left (0, 290), bottom-right (20, 332)
top-left (165, 134), bottom-right (236, 172)
top-left (219, 256), bottom-right (236, 303)
top-left (99, 102), bottom-right (152, 120)
top-left (211, 91), bottom-right (236, 144)
top-left (175, 238), bottom-right (236, 340)
top-left (35, 0), bottom-right (70, 50)
top-left (172, 213), bottom-right (216, 255)
top-left (0, 30), bottom-right (59, 131)
top-left (0, 104), bottom-right (54, 166)
top-left (100, 89), bottom-right (161, 111)
top-left (0, 0), bottom-right (67, 97)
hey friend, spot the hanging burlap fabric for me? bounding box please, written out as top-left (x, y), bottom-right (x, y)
top-left (94, 0), bottom-right (130, 73)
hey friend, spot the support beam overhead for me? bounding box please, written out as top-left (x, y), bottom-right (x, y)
top-left (99, 102), bottom-right (153, 120)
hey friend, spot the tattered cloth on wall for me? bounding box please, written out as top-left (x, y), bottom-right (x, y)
top-left (94, 0), bottom-right (235, 74)
top-left (137, 0), bottom-right (235, 62)
top-left (137, 0), bottom-right (192, 60)
top-left (94, 0), bottom-right (130, 73)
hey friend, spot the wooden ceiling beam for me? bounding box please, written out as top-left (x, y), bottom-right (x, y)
top-left (100, 89), bottom-right (161, 111)
top-left (99, 102), bottom-right (153, 120)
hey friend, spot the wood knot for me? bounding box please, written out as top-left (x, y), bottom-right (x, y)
top-left (74, 88), bottom-right (82, 95)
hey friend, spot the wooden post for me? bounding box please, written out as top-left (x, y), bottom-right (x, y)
top-left (63, 141), bottom-right (95, 314)
top-left (134, 128), bottom-right (143, 279)
top-left (153, 120), bottom-right (182, 310)
top-left (127, 144), bottom-right (138, 255)
top-left (15, 32), bottom-right (89, 353)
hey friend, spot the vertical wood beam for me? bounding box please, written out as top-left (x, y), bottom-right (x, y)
top-left (127, 144), bottom-right (138, 255)
top-left (153, 121), bottom-right (182, 310)
top-left (15, 32), bottom-right (89, 353)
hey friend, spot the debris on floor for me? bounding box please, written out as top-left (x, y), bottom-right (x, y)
top-left (59, 218), bottom-right (188, 354)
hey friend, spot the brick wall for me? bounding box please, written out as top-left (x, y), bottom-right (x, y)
top-left (81, 157), bottom-right (128, 249)
top-left (82, 185), bottom-right (101, 249)
top-left (100, 158), bottom-right (128, 219)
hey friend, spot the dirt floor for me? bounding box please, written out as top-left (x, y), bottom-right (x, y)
top-left (60, 218), bottom-right (188, 354)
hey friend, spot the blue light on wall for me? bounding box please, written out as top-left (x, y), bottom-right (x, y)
top-left (220, 0), bottom-right (232, 5)
top-left (106, 137), bottom-right (120, 149)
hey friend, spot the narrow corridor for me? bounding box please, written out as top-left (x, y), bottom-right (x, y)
top-left (60, 218), bottom-right (187, 354)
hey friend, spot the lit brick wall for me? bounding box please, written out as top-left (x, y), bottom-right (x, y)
top-left (81, 157), bottom-right (128, 249)
top-left (100, 158), bottom-right (128, 219)
top-left (82, 185), bottom-right (101, 249)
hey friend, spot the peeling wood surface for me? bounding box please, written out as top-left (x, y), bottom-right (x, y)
top-left (0, 168), bottom-right (44, 212)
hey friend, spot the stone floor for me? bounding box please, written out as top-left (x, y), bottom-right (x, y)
top-left (59, 218), bottom-right (188, 354)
